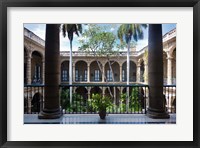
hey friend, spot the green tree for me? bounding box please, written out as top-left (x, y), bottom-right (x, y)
top-left (79, 24), bottom-right (125, 104)
top-left (117, 24), bottom-right (147, 111)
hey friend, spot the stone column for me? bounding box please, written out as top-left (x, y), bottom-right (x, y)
top-left (137, 63), bottom-right (141, 82)
top-left (38, 24), bottom-right (61, 119)
top-left (87, 63), bottom-right (90, 82)
top-left (26, 54), bottom-right (32, 84)
top-left (42, 59), bottom-right (45, 84)
top-left (87, 87), bottom-right (91, 100)
top-left (120, 64), bottom-right (122, 82)
top-left (147, 24), bottom-right (169, 119)
top-left (102, 64), bottom-right (105, 82)
top-left (73, 63), bottom-right (75, 82)
top-left (144, 61), bottom-right (148, 84)
top-left (28, 97), bottom-right (32, 114)
top-left (167, 54), bottom-right (173, 85)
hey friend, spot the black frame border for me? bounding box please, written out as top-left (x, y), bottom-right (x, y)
top-left (0, 0), bottom-right (199, 148)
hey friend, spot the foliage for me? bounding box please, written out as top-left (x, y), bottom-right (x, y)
top-left (61, 89), bottom-right (86, 112)
top-left (117, 24), bottom-right (147, 44)
top-left (88, 93), bottom-right (113, 112)
top-left (78, 24), bottom-right (125, 56)
top-left (61, 87), bottom-right (145, 113)
top-left (61, 24), bottom-right (82, 41)
top-left (119, 87), bottom-right (144, 112)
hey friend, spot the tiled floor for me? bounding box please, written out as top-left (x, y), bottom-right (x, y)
top-left (24, 114), bottom-right (176, 124)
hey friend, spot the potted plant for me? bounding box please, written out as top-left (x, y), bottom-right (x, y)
top-left (89, 94), bottom-right (112, 119)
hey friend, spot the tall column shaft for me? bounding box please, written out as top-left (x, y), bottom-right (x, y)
top-left (144, 61), bottom-right (148, 84)
top-left (147, 24), bottom-right (169, 119)
top-left (102, 65), bottom-right (105, 82)
top-left (87, 64), bottom-right (90, 82)
top-left (73, 64), bottom-right (75, 82)
top-left (137, 64), bottom-right (141, 82)
top-left (38, 24), bottom-right (61, 119)
top-left (26, 55), bottom-right (32, 84)
top-left (42, 59), bottom-right (45, 84)
top-left (167, 56), bottom-right (173, 85)
top-left (120, 65), bottom-right (122, 82)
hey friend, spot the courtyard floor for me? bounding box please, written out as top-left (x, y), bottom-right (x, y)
top-left (24, 114), bottom-right (176, 124)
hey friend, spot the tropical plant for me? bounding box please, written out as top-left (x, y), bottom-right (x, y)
top-left (119, 87), bottom-right (144, 112)
top-left (88, 93), bottom-right (113, 113)
top-left (61, 89), bottom-right (86, 113)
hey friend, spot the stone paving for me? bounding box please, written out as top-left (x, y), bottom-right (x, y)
top-left (24, 114), bottom-right (176, 124)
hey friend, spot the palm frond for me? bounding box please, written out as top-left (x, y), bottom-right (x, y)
top-left (62, 24), bottom-right (67, 38)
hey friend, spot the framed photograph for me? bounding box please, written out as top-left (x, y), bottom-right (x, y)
top-left (1, 0), bottom-right (199, 148)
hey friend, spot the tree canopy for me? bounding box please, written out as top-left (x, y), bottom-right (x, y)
top-left (78, 24), bottom-right (127, 56)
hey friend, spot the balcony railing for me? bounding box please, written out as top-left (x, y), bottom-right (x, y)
top-left (24, 84), bottom-right (176, 114)
top-left (60, 84), bottom-right (148, 114)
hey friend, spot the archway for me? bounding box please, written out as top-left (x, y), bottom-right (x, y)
top-left (31, 93), bottom-right (42, 113)
top-left (105, 87), bottom-right (120, 105)
top-left (31, 51), bottom-right (43, 84)
top-left (61, 61), bottom-right (69, 82)
top-left (90, 61), bottom-right (102, 82)
top-left (75, 60), bottom-right (87, 82)
top-left (76, 86), bottom-right (88, 100)
top-left (122, 61), bottom-right (137, 82)
top-left (105, 61), bottom-right (120, 82)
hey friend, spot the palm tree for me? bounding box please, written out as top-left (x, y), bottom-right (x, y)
top-left (61, 24), bottom-right (82, 104)
top-left (117, 24), bottom-right (147, 112)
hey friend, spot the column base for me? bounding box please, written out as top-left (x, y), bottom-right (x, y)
top-left (147, 108), bottom-right (170, 119)
top-left (38, 108), bottom-right (62, 119)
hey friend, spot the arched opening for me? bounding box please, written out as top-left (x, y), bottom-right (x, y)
top-left (105, 87), bottom-right (120, 105)
top-left (90, 86), bottom-right (102, 97)
top-left (90, 61), bottom-right (102, 82)
top-left (75, 61), bottom-right (87, 82)
top-left (61, 61), bottom-right (69, 82)
top-left (31, 93), bottom-right (42, 113)
top-left (105, 61), bottom-right (120, 82)
top-left (31, 51), bottom-right (43, 84)
top-left (75, 87), bottom-right (88, 109)
top-left (122, 61), bottom-right (137, 82)
top-left (76, 86), bottom-right (88, 100)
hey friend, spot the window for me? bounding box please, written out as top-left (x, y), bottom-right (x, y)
top-left (94, 70), bottom-right (100, 81)
top-left (122, 70), bottom-right (125, 81)
top-left (62, 70), bottom-right (68, 81)
top-left (107, 70), bottom-right (113, 81)
top-left (84, 70), bottom-right (87, 81)
top-left (33, 64), bottom-right (41, 83)
top-left (75, 70), bottom-right (79, 81)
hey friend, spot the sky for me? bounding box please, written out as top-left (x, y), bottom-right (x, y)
top-left (24, 24), bottom-right (176, 51)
